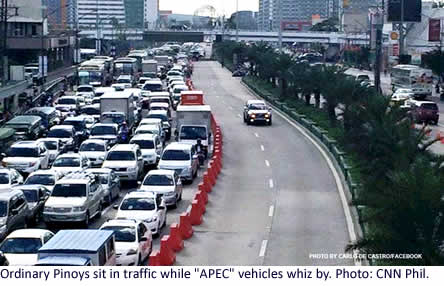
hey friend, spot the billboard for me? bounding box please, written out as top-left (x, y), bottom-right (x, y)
top-left (429, 19), bottom-right (441, 42)
top-left (387, 0), bottom-right (421, 22)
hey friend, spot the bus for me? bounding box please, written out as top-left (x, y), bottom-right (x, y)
top-left (391, 64), bottom-right (433, 99)
top-left (113, 57), bottom-right (138, 82)
top-left (78, 60), bottom-right (107, 87)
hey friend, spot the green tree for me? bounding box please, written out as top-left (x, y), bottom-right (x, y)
top-left (310, 18), bottom-right (339, 32)
top-left (422, 48), bottom-right (444, 82)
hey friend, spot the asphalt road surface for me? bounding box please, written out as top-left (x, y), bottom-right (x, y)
top-left (174, 61), bottom-right (354, 266)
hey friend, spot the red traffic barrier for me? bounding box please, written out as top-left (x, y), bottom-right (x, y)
top-left (148, 250), bottom-right (160, 266)
top-left (189, 200), bottom-right (203, 225)
top-left (159, 236), bottom-right (176, 265)
top-left (208, 161), bottom-right (218, 179)
top-left (196, 189), bottom-right (208, 205)
top-left (202, 172), bottom-right (213, 190)
top-left (178, 212), bottom-right (193, 239)
top-left (194, 192), bottom-right (206, 213)
top-left (198, 181), bottom-right (210, 194)
top-left (168, 223), bottom-right (184, 252)
top-left (211, 156), bottom-right (221, 174)
top-left (204, 170), bottom-right (215, 187)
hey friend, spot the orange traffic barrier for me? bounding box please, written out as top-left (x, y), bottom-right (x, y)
top-left (159, 236), bottom-right (176, 265)
top-left (194, 192), bottom-right (206, 213)
top-left (212, 156), bottom-right (221, 174)
top-left (178, 212), bottom-right (193, 239)
top-left (168, 223), bottom-right (184, 252)
top-left (148, 250), bottom-right (160, 266)
top-left (196, 189), bottom-right (208, 205)
top-left (202, 173), bottom-right (212, 192)
top-left (189, 200), bottom-right (203, 225)
top-left (204, 170), bottom-right (216, 187)
top-left (208, 161), bottom-right (218, 179)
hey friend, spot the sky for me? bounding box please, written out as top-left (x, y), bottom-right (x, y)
top-left (159, 0), bottom-right (259, 17)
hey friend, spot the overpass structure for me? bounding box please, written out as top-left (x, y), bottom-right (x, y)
top-left (142, 29), bottom-right (369, 45)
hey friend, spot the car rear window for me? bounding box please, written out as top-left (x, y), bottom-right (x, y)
top-left (421, 103), bottom-right (438, 110)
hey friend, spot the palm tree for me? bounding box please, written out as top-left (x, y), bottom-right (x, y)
top-left (274, 53), bottom-right (295, 97)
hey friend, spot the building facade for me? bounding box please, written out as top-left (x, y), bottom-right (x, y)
top-left (144, 0), bottom-right (158, 29)
top-left (258, 0), bottom-right (340, 31)
top-left (231, 11), bottom-right (257, 30)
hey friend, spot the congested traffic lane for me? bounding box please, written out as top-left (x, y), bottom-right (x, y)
top-left (175, 61), bottom-right (354, 265)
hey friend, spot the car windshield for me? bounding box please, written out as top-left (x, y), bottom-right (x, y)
top-left (180, 126), bottom-right (207, 140)
top-left (249, 104), bottom-right (267, 110)
top-left (63, 120), bottom-right (84, 131)
top-left (162, 150), bottom-right (190, 161)
top-left (91, 126), bottom-right (116, 136)
top-left (52, 183), bottom-right (86, 197)
top-left (77, 87), bottom-right (93, 92)
top-left (26, 174), bottom-right (55, 186)
top-left (136, 129), bottom-right (154, 135)
top-left (117, 78), bottom-right (131, 83)
top-left (80, 142), bottom-right (105, 152)
top-left (7, 147), bottom-right (38, 157)
top-left (143, 84), bottom-right (163, 91)
top-left (53, 157), bottom-right (80, 167)
top-left (0, 238), bottom-right (42, 254)
top-left (81, 107), bottom-right (100, 115)
top-left (48, 129), bottom-right (71, 138)
top-left (422, 103), bottom-right (438, 111)
top-left (143, 174), bottom-right (174, 186)
top-left (42, 141), bottom-right (57, 150)
top-left (0, 173), bottom-right (8, 184)
top-left (131, 140), bottom-right (154, 149)
top-left (120, 198), bottom-right (155, 211)
top-left (58, 98), bottom-right (76, 105)
top-left (21, 189), bottom-right (39, 202)
top-left (102, 226), bottom-right (136, 242)
top-left (0, 201), bottom-right (7, 216)
top-left (147, 114), bottom-right (167, 122)
top-left (107, 151), bottom-right (135, 161)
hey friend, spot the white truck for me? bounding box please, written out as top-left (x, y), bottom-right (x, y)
top-left (100, 90), bottom-right (136, 131)
top-left (142, 60), bottom-right (158, 75)
top-left (176, 104), bottom-right (212, 157)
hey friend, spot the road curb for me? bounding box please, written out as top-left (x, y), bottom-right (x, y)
top-left (240, 79), bottom-right (367, 266)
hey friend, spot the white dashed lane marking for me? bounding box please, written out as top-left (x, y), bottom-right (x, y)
top-left (254, 132), bottom-right (259, 138)
top-left (269, 179), bottom-right (274, 188)
top-left (260, 145), bottom-right (265, 151)
top-left (268, 205), bottom-right (274, 217)
top-left (265, 160), bottom-right (270, 167)
top-left (259, 240), bottom-right (268, 257)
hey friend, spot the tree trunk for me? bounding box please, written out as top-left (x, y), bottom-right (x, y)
top-left (314, 91), bottom-right (321, 108)
top-left (327, 104), bottom-right (337, 126)
top-left (271, 77), bottom-right (276, 88)
top-left (281, 78), bottom-right (287, 97)
top-left (304, 93), bottom-right (311, 106)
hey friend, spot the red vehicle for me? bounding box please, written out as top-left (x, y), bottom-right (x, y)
top-left (410, 100), bottom-right (439, 125)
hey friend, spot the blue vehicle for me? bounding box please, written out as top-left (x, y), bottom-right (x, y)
top-left (36, 230), bottom-right (116, 266)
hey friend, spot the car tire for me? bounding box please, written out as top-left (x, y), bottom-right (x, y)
top-left (84, 211), bottom-right (90, 228)
top-left (178, 191), bottom-right (182, 201)
top-left (243, 115), bottom-right (247, 123)
top-left (268, 119), bottom-right (272, 126)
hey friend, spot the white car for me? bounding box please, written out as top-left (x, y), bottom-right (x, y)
top-left (138, 118), bottom-right (165, 141)
top-left (158, 142), bottom-right (199, 183)
top-left (79, 139), bottom-right (109, 167)
top-left (55, 96), bottom-right (80, 115)
top-left (139, 170), bottom-right (183, 207)
top-left (24, 169), bottom-right (63, 192)
top-left (37, 138), bottom-right (64, 163)
top-left (0, 229), bottom-right (54, 266)
top-left (0, 168), bottom-right (24, 192)
top-left (86, 168), bottom-right (120, 205)
top-left (115, 75), bottom-right (134, 89)
top-left (1, 141), bottom-right (50, 175)
top-left (137, 77), bottom-right (152, 89)
top-left (78, 114), bottom-right (96, 129)
top-left (149, 102), bottom-right (170, 117)
top-left (130, 134), bottom-right (163, 166)
top-left (134, 124), bottom-right (162, 137)
top-left (102, 144), bottom-right (144, 182)
top-left (51, 153), bottom-right (91, 176)
top-left (100, 219), bottom-right (152, 266)
top-left (115, 191), bottom-right (167, 236)
top-left (47, 125), bottom-right (77, 151)
top-left (89, 123), bottom-right (120, 146)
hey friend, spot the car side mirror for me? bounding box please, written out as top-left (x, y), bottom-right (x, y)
top-left (139, 237), bottom-right (148, 242)
top-left (158, 205), bottom-right (165, 210)
top-left (10, 208), bottom-right (18, 215)
top-left (113, 204), bottom-right (119, 209)
top-left (1, 153), bottom-right (6, 157)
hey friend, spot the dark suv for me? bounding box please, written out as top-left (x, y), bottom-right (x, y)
top-left (410, 101), bottom-right (439, 125)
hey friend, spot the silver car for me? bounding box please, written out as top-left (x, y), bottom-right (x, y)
top-left (0, 190), bottom-right (30, 241)
top-left (158, 142), bottom-right (199, 183)
top-left (139, 169), bottom-right (183, 207)
top-left (86, 168), bottom-right (120, 205)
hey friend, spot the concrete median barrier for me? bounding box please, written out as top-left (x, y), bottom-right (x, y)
top-left (168, 223), bottom-right (184, 252)
top-left (178, 212), bottom-right (194, 239)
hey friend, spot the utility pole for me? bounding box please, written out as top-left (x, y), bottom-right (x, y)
top-left (96, 0), bottom-right (100, 55)
top-left (373, 8), bottom-right (383, 94)
top-left (398, 0), bottom-right (405, 56)
top-left (278, 0), bottom-right (282, 52)
top-left (1, 0), bottom-right (18, 86)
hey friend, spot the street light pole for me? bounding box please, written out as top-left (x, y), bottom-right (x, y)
top-left (235, 0), bottom-right (239, 42)
top-left (278, 0), bottom-right (282, 52)
top-left (1, 0), bottom-right (9, 86)
top-left (399, 0), bottom-right (405, 56)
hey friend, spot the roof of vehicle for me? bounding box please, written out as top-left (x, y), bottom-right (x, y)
top-left (95, 87), bottom-right (115, 93)
top-left (86, 168), bottom-right (113, 175)
top-left (147, 92), bottom-right (169, 97)
top-left (78, 85), bottom-right (94, 89)
top-left (146, 169), bottom-right (175, 176)
top-left (176, 105), bottom-right (211, 112)
top-left (123, 191), bottom-right (156, 199)
top-left (55, 153), bottom-right (83, 159)
top-left (114, 57), bottom-right (137, 63)
top-left (35, 256), bottom-right (91, 266)
top-left (81, 104), bottom-right (100, 109)
top-left (10, 141), bottom-right (40, 148)
top-left (140, 118), bottom-right (162, 124)
top-left (26, 107), bottom-right (57, 114)
top-left (164, 142), bottom-right (193, 151)
top-left (37, 138), bottom-right (61, 145)
top-left (173, 85), bottom-right (188, 90)
top-left (64, 116), bottom-right (85, 122)
top-left (150, 102), bottom-right (169, 107)
top-left (49, 125), bottom-right (74, 131)
top-left (148, 110), bottom-right (168, 116)
top-left (27, 169), bottom-right (61, 177)
top-left (6, 115), bottom-right (41, 124)
top-left (136, 124), bottom-right (159, 131)
top-left (130, 134), bottom-right (157, 141)
top-left (247, 99), bottom-right (266, 105)
top-left (109, 144), bottom-right (139, 152)
top-left (101, 219), bottom-right (139, 228)
top-left (81, 139), bottom-right (107, 145)
top-left (101, 90), bottom-right (134, 99)
top-left (0, 189), bottom-right (24, 200)
top-left (143, 80), bottom-right (163, 85)
top-left (117, 75), bottom-right (132, 79)
top-left (91, 123), bottom-right (118, 128)
top-left (5, 229), bottom-right (52, 239)
top-left (38, 230), bottom-right (114, 254)
top-left (57, 171), bottom-right (97, 184)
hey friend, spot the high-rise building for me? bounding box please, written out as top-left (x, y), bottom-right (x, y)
top-left (258, 0), bottom-right (342, 31)
top-left (144, 0), bottom-right (158, 29)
